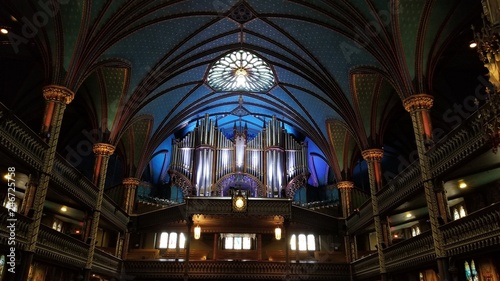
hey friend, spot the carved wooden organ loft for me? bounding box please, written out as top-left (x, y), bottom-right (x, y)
top-left (168, 114), bottom-right (309, 199)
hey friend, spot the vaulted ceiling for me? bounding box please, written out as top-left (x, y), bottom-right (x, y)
top-left (0, 0), bottom-right (484, 183)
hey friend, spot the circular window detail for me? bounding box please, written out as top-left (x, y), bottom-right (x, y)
top-left (207, 50), bottom-right (275, 93)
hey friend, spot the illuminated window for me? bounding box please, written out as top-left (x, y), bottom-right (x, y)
top-left (464, 260), bottom-right (479, 281)
top-left (222, 234), bottom-right (254, 250)
top-left (207, 50), bottom-right (275, 93)
top-left (290, 234), bottom-right (316, 251)
top-left (159, 232), bottom-right (168, 249)
top-left (0, 255), bottom-right (5, 281)
top-left (168, 232), bottom-right (178, 249)
top-left (459, 206), bottom-right (467, 218)
top-left (307, 234), bottom-right (316, 251)
top-left (179, 233), bottom-right (186, 249)
top-left (290, 234), bottom-right (297, 250)
top-left (453, 205), bottom-right (467, 220)
top-left (52, 219), bottom-right (62, 232)
top-left (419, 272), bottom-right (425, 281)
top-left (225, 237), bottom-right (234, 249)
top-left (412, 226), bottom-right (421, 237)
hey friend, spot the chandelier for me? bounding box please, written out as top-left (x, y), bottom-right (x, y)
top-left (473, 0), bottom-right (500, 153)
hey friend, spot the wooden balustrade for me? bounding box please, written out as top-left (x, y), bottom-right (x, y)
top-left (441, 202), bottom-right (500, 256)
top-left (351, 253), bottom-right (379, 279)
top-left (383, 231), bottom-right (435, 272)
top-left (125, 260), bottom-right (349, 280)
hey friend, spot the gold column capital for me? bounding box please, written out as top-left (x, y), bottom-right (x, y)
top-left (362, 148), bottom-right (384, 162)
top-left (42, 85), bottom-right (75, 104)
top-left (403, 94), bottom-right (433, 112)
top-left (122, 177), bottom-right (140, 186)
top-left (337, 181), bottom-right (354, 190)
top-left (92, 143), bottom-right (115, 156)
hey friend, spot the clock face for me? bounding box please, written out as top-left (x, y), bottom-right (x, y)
top-left (235, 198), bottom-right (244, 208)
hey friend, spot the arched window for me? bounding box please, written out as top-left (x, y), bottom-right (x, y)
top-left (464, 260), bottom-right (480, 281)
top-left (52, 221), bottom-right (58, 230)
top-left (419, 272), bottom-right (425, 281)
top-left (298, 234), bottom-right (307, 251)
top-left (159, 232), bottom-right (168, 249)
top-left (459, 206), bottom-right (467, 218)
top-left (416, 227), bottom-right (421, 235)
top-left (412, 228), bottom-right (416, 237)
top-left (307, 234), bottom-right (316, 251)
top-left (290, 234), bottom-right (296, 250)
top-left (0, 255), bottom-right (6, 281)
top-left (179, 233), bottom-right (186, 249)
top-left (168, 232), bottom-right (178, 249)
top-left (453, 208), bottom-right (460, 220)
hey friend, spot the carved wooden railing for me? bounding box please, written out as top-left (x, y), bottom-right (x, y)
top-left (93, 248), bottom-right (122, 275)
top-left (0, 102), bottom-right (128, 231)
top-left (36, 224), bottom-right (89, 268)
top-left (383, 232), bottom-right (435, 272)
top-left (0, 209), bottom-right (121, 276)
top-left (351, 253), bottom-right (379, 279)
top-left (347, 106), bottom-right (491, 234)
top-left (0, 102), bottom-right (48, 171)
top-left (0, 209), bottom-right (30, 249)
top-left (124, 260), bottom-right (349, 280)
top-left (441, 202), bottom-right (500, 256)
top-left (428, 106), bottom-right (489, 177)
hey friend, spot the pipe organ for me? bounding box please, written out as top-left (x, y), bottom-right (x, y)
top-left (169, 114), bottom-right (309, 198)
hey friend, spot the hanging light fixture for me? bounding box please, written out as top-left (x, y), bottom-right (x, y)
top-left (275, 226), bottom-right (282, 240)
top-left (194, 225), bottom-right (201, 240)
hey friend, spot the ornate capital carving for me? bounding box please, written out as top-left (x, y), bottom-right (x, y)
top-left (361, 148), bottom-right (384, 161)
top-left (42, 85), bottom-right (75, 104)
top-left (93, 143), bottom-right (115, 156)
top-left (337, 181), bottom-right (354, 190)
top-left (122, 177), bottom-right (140, 186)
top-left (403, 94), bottom-right (433, 112)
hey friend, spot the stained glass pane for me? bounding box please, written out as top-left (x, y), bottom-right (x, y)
top-left (207, 50), bottom-right (275, 93)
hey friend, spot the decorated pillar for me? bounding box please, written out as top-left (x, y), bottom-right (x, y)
top-left (213, 233), bottom-right (219, 260)
top-left (83, 143), bottom-right (115, 281)
top-left (123, 177), bottom-right (140, 215)
top-left (337, 181), bottom-right (354, 217)
top-left (20, 178), bottom-right (37, 217)
top-left (22, 85), bottom-right (74, 281)
top-left (362, 148), bottom-right (387, 281)
top-left (184, 216), bottom-right (193, 281)
top-left (403, 94), bottom-right (448, 280)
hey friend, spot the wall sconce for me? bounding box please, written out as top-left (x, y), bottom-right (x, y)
top-left (275, 226), bottom-right (282, 240)
top-left (194, 224), bottom-right (201, 240)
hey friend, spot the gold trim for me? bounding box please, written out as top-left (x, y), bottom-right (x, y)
top-left (402, 94), bottom-right (433, 112)
top-left (42, 85), bottom-right (75, 104)
top-left (361, 148), bottom-right (384, 161)
top-left (92, 143), bottom-right (115, 156)
top-left (337, 181), bottom-right (354, 190)
top-left (122, 177), bottom-right (140, 186)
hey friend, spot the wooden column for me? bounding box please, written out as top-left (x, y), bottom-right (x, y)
top-left (22, 85), bottom-right (74, 281)
top-left (337, 181), bottom-right (354, 218)
top-left (84, 143), bottom-right (115, 281)
top-left (362, 148), bottom-right (387, 281)
top-left (123, 177), bottom-right (140, 215)
top-left (403, 94), bottom-right (448, 280)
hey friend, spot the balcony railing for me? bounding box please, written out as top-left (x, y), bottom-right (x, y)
top-left (124, 260), bottom-right (349, 280)
top-left (0, 209), bottom-right (122, 276)
top-left (0, 102), bottom-right (128, 231)
top-left (351, 253), bottom-right (379, 279)
top-left (383, 232), bottom-right (435, 272)
top-left (441, 202), bottom-right (500, 256)
top-left (347, 106), bottom-right (491, 233)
